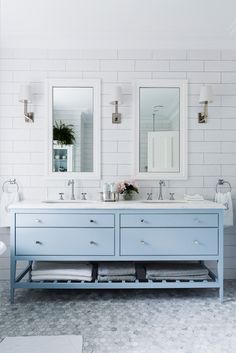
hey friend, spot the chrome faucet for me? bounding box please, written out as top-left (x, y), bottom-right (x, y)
top-left (68, 179), bottom-right (75, 200)
top-left (158, 180), bottom-right (165, 200)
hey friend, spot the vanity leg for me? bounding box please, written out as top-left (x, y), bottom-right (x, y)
top-left (10, 259), bottom-right (16, 304)
top-left (217, 259), bottom-right (224, 303)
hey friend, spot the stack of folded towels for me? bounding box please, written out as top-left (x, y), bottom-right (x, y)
top-left (31, 261), bottom-right (93, 282)
top-left (146, 262), bottom-right (209, 280)
top-left (97, 262), bottom-right (136, 282)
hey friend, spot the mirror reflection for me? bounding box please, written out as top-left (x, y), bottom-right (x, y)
top-left (52, 87), bottom-right (94, 173)
top-left (139, 87), bottom-right (180, 173)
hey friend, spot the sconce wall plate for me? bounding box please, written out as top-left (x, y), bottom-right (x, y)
top-left (112, 101), bottom-right (121, 123)
top-left (110, 86), bottom-right (122, 124)
top-left (198, 85), bottom-right (213, 124)
top-left (19, 85), bottom-right (34, 123)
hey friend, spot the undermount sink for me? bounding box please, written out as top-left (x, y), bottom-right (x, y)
top-left (141, 200), bottom-right (187, 204)
top-left (42, 200), bottom-right (95, 204)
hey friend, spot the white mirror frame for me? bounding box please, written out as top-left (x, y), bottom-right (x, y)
top-left (134, 79), bottom-right (188, 180)
top-left (47, 79), bottom-right (101, 179)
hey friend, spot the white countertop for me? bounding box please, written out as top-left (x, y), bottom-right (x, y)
top-left (9, 200), bottom-right (225, 210)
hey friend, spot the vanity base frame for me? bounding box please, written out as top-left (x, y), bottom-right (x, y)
top-left (10, 208), bottom-right (224, 303)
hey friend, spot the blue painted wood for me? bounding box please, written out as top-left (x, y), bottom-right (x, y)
top-left (16, 213), bottom-right (115, 228)
top-left (120, 213), bottom-right (218, 228)
top-left (10, 207), bottom-right (224, 303)
top-left (120, 228), bottom-right (218, 256)
top-left (16, 228), bottom-right (115, 256)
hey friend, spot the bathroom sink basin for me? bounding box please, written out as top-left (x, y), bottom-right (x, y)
top-left (141, 200), bottom-right (187, 204)
top-left (42, 200), bottom-right (95, 204)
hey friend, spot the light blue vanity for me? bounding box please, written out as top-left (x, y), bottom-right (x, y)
top-left (10, 201), bottom-right (224, 303)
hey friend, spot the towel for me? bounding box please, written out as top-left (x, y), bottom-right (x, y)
top-left (31, 274), bottom-right (92, 282)
top-left (215, 191), bottom-right (233, 227)
top-left (0, 241), bottom-right (7, 255)
top-left (0, 191), bottom-right (20, 227)
top-left (146, 262), bottom-right (209, 278)
top-left (98, 262), bottom-right (135, 276)
top-left (147, 275), bottom-right (209, 280)
top-left (32, 261), bottom-right (93, 278)
top-left (98, 275), bottom-right (136, 282)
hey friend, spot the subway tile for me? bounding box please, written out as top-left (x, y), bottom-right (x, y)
top-left (221, 50), bottom-right (236, 60)
top-left (221, 165), bottom-right (236, 176)
top-left (0, 59), bottom-right (30, 71)
top-left (189, 141), bottom-right (221, 153)
top-left (102, 152), bottom-right (131, 164)
top-left (187, 50), bottom-right (220, 60)
top-left (102, 141), bottom-right (118, 153)
top-left (101, 60), bottom-right (135, 71)
top-left (205, 61), bottom-right (236, 71)
top-left (117, 164), bottom-right (132, 176)
top-left (66, 60), bottom-right (99, 71)
top-left (170, 61), bottom-right (203, 71)
top-left (188, 153), bottom-right (204, 165)
top-left (31, 60), bottom-right (65, 71)
top-left (135, 60), bottom-right (169, 71)
top-left (205, 130), bottom-right (236, 141)
top-left (102, 164), bottom-right (118, 176)
top-left (0, 152), bottom-right (30, 164)
top-left (204, 153), bottom-right (236, 165)
top-left (222, 96), bottom-right (236, 106)
top-left (222, 119), bottom-right (236, 129)
top-left (222, 73), bottom-right (236, 83)
top-left (187, 72), bottom-right (221, 83)
top-left (152, 72), bottom-right (187, 79)
top-left (222, 142), bottom-right (236, 153)
top-left (13, 48), bottom-right (48, 59)
top-left (189, 164), bottom-right (221, 177)
top-left (83, 71), bottom-right (117, 81)
top-left (117, 141), bottom-right (132, 153)
top-left (153, 49), bottom-right (186, 60)
top-left (118, 71), bottom-right (152, 81)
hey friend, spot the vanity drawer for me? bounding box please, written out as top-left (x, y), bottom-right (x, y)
top-left (16, 228), bottom-right (115, 256)
top-left (16, 213), bottom-right (114, 228)
top-left (120, 228), bottom-right (218, 256)
top-left (120, 213), bottom-right (218, 228)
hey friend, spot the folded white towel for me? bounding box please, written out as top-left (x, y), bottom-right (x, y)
top-left (184, 194), bottom-right (204, 201)
top-left (0, 191), bottom-right (20, 227)
top-left (215, 191), bottom-right (233, 227)
top-left (32, 261), bottom-right (93, 277)
top-left (31, 274), bottom-right (92, 282)
top-left (0, 241), bottom-right (7, 255)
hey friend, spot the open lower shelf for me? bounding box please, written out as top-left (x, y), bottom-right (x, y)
top-left (15, 264), bottom-right (219, 290)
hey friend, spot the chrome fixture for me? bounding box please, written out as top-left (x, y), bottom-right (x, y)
top-left (216, 179), bottom-right (232, 193)
top-left (81, 192), bottom-right (87, 200)
top-left (68, 179), bottom-right (75, 200)
top-left (158, 180), bottom-right (165, 200)
top-left (198, 85), bottom-right (213, 124)
top-left (110, 86), bottom-right (122, 124)
top-left (19, 84), bottom-right (34, 123)
top-left (2, 178), bottom-right (19, 192)
top-left (59, 192), bottom-right (64, 200)
top-left (147, 192), bottom-right (152, 200)
top-left (169, 193), bottom-right (175, 200)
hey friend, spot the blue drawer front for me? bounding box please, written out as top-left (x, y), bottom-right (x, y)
top-left (16, 228), bottom-right (115, 256)
top-left (16, 213), bottom-right (114, 228)
top-left (120, 228), bottom-right (218, 256)
top-left (120, 213), bottom-right (218, 228)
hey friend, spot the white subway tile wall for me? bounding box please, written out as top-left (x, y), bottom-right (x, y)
top-left (0, 48), bottom-right (236, 279)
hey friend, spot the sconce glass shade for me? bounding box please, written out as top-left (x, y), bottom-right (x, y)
top-left (199, 85), bottom-right (213, 103)
top-left (110, 86), bottom-right (122, 105)
top-left (19, 84), bottom-right (32, 103)
top-left (0, 241), bottom-right (7, 255)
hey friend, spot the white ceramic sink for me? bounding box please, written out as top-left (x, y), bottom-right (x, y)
top-left (42, 200), bottom-right (95, 204)
top-left (141, 200), bottom-right (187, 204)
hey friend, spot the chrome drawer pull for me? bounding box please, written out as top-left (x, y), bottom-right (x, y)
top-left (140, 240), bottom-right (146, 245)
top-left (35, 241), bottom-right (42, 245)
top-left (194, 218), bottom-right (201, 224)
top-left (35, 219), bottom-right (41, 223)
top-left (90, 241), bottom-right (97, 245)
top-left (90, 219), bottom-right (95, 223)
top-left (140, 219), bottom-right (145, 223)
top-left (194, 240), bottom-right (200, 245)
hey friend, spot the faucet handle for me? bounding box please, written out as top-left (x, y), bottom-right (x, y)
top-left (81, 192), bottom-right (87, 200)
top-left (169, 193), bottom-right (175, 201)
top-left (147, 192), bottom-right (152, 200)
top-left (59, 192), bottom-right (64, 200)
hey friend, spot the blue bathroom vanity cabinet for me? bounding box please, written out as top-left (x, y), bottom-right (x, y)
top-left (10, 201), bottom-right (224, 303)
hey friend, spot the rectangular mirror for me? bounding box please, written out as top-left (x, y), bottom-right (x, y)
top-left (134, 80), bottom-right (188, 180)
top-left (47, 79), bottom-right (101, 179)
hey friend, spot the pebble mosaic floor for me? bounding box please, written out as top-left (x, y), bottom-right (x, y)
top-left (0, 281), bottom-right (236, 353)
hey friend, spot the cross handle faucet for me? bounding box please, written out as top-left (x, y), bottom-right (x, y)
top-left (158, 180), bottom-right (165, 200)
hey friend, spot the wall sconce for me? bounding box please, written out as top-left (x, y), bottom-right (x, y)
top-left (198, 85), bottom-right (213, 124)
top-left (110, 86), bottom-right (122, 124)
top-left (19, 84), bottom-right (34, 123)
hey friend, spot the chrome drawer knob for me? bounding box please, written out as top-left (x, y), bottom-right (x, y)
top-left (90, 241), bottom-right (96, 245)
top-left (140, 219), bottom-right (144, 223)
top-left (194, 240), bottom-right (199, 245)
top-left (35, 219), bottom-right (41, 223)
top-left (194, 218), bottom-right (201, 224)
top-left (140, 240), bottom-right (146, 245)
top-left (90, 219), bottom-right (94, 223)
top-left (35, 241), bottom-right (42, 245)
